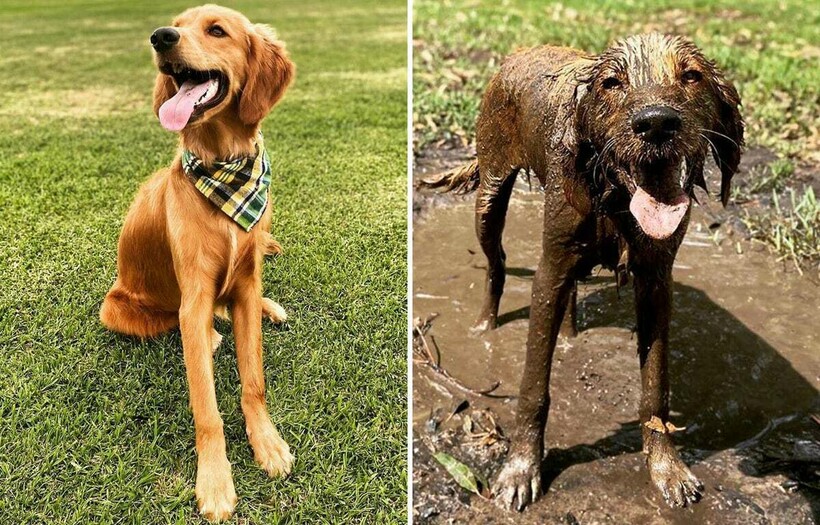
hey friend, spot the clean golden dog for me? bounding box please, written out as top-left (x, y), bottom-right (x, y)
top-left (100, 5), bottom-right (294, 521)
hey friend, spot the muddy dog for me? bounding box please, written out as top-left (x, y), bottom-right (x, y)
top-left (422, 33), bottom-right (743, 510)
top-left (100, 5), bottom-right (294, 521)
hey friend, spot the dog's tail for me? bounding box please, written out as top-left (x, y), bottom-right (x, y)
top-left (417, 161), bottom-right (480, 194)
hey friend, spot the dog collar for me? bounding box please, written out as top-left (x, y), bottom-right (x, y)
top-left (181, 133), bottom-right (271, 232)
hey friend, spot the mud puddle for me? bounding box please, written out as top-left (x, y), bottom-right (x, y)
top-left (412, 149), bottom-right (820, 524)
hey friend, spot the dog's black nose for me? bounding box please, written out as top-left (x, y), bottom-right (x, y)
top-left (631, 106), bottom-right (682, 143)
top-left (150, 27), bottom-right (180, 53)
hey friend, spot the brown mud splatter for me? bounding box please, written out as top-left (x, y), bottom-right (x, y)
top-left (412, 148), bottom-right (820, 524)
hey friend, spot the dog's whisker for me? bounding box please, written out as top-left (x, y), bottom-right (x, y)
top-left (698, 133), bottom-right (725, 170)
top-left (592, 138), bottom-right (616, 187)
top-left (699, 128), bottom-right (741, 149)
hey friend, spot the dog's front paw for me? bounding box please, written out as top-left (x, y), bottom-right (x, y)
top-left (248, 421), bottom-right (294, 478)
top-left (647, 445), bottom-right (704, 508)
top-left (195, 457), bottom-right (237, 522)
top-left (493, 452), bottom-right (542, 512)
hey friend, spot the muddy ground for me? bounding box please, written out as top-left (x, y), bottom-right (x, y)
top-left (412, 147), bottom-right (820, 524)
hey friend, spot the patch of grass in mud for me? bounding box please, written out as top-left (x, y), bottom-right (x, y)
top-left (745, 159), bottom-right (795, 194)
top-left (414, 0), bottom-right (819, 270)
top-left (732, 156), bottom-right (820, 272)
top-left (742, 186), bottom-right (819, 273)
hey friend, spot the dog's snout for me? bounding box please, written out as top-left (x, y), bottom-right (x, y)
top-left (150, 27), bottom-right (180, 53)
top-left (631, 106), bottom-right (682, 143)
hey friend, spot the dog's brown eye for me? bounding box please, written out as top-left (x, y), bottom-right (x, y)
top-left (682, 70), bottom-right (702, 84)
top-left (207, 25), bottom-right (226, 37)
top-left (602, 77), bottom-right (622, 90)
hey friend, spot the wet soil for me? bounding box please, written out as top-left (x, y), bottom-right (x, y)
top-left (412, 148), bottom-right (820, 524)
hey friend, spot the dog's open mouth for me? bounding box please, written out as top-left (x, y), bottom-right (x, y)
top-left (157, 64), bottom-right (229, 131)
top-left (629, 186), bottom-right (689, 240)
top-left (620, 165), bottom-right (690, 241)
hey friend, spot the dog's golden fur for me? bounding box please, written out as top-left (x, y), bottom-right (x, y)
top-left (100, 5), bottom-right (294, 521)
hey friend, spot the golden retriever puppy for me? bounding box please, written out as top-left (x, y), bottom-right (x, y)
top-left (99, 5), bottom-right (294, 521)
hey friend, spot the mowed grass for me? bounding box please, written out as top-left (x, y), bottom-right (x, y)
top-left (0, 1), bottom-right (406, 523)
top-left (413, 0), bottom-right (819, 269)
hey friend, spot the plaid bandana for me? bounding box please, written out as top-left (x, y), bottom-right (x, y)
top-left (181, 134), bottom-right (271, 232)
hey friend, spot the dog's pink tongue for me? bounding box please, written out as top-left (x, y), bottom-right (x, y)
top-left (629, 186), bottom-right (690, 240)
top-left (158, 79), bottom-right (217, 132)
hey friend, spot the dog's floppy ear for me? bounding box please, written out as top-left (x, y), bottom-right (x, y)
top-left (152, 74), bottom-right (176, 117)
top-left (554, 58), bottom-right (596, 214)
top-left (239, 24), bottom-right (295, 125)
top-left (556, 59), bottom-right (595, 156)
top-left (706, 65), bottom-right (744, 206)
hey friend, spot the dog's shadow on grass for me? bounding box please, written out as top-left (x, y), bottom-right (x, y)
top-left (511, 279), bottom-right (820, 516)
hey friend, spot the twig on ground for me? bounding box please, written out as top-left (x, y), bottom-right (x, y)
top-left (463, 409), bottom-right (508, 447)
top-left (413, 314), bottom-right (514, 398)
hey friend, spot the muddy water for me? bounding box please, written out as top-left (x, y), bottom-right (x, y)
top-left (413, 174), bottom-right (819, 523)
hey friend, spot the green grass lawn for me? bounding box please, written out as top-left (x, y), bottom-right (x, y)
top-left (413, 0), bottom-right (819, 269)
top-left (0, 1), bottom-right (407, 523)
top-left (413, 0), bottom-right (819, 159)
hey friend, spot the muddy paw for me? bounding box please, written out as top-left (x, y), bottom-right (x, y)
top-left (195, 457), bottom-right (237, 522)
top-left (493, 454), bottom-right (542, 512)
top-left (471, 316), bottom-right (496, 334)
top-left (248, 421), bottom-right (294, 478)
top-left (558, 324), bottom-right (577, 338)
top-left (648, 452), bottom-right (704, 508)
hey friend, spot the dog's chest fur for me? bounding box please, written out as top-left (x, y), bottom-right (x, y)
top-left (564, 180), bottom-right (687, 281)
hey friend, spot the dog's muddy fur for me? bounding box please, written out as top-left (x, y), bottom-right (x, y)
top-left (420, 33), bottom-right (745, 511)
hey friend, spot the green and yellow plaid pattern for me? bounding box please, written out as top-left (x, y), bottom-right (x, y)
top-left (181, 134), bottom-right (271, 232)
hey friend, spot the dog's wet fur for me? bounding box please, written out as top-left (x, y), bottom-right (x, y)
top-left (421, 33), bottom-right (744, 511)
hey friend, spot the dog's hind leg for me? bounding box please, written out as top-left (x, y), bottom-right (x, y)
top-left (261, 231), bottom-right (283, 256)
top-left (262, 297), bottom-right (287, 324)
top-left (210, 328), bottom-right (223, 354)
top-left (473, 166), bottom-right (519, 332)
top-left (210, 289), bottom-right (285, 355)
top-left (257, 234), bottom-right (287, 324)
top-left (100, 287), bottom-right (178, 338)
top-left (213, 300), bottom-right (287, 324)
